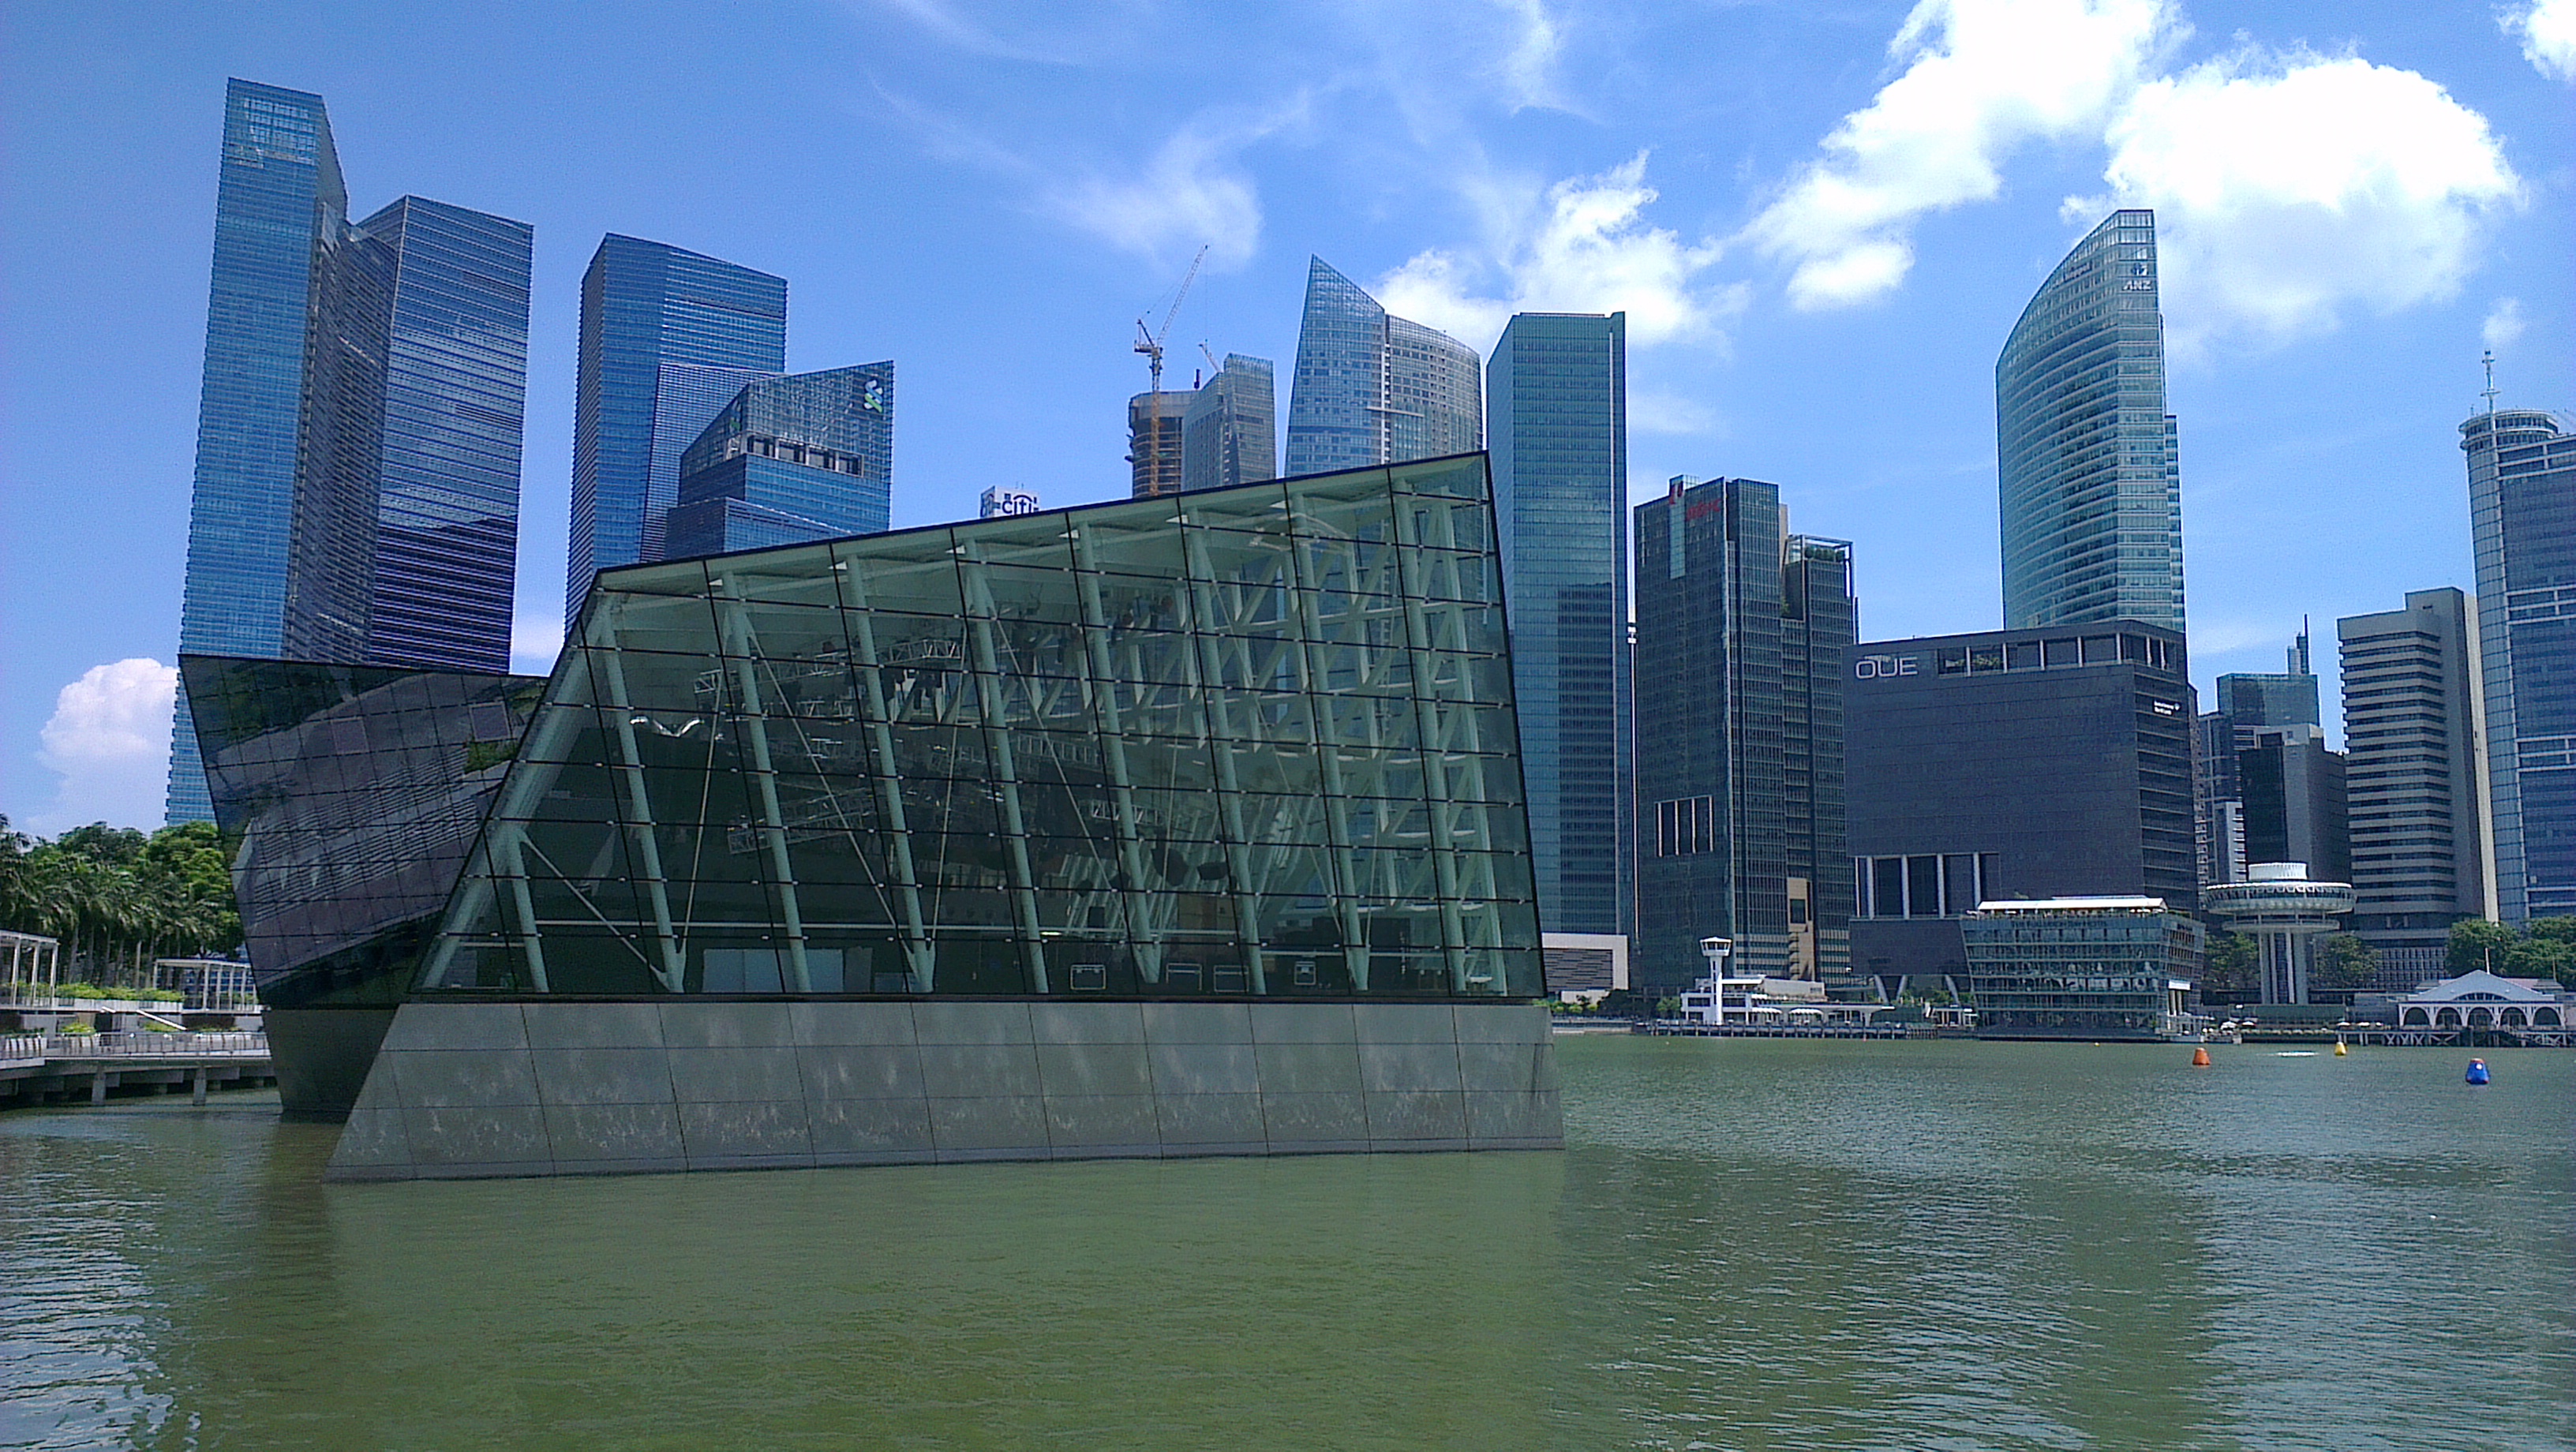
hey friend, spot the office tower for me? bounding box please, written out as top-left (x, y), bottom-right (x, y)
top-left (2339, 589), bottom-right (2488, 979)
top-left (1997, 208), bottom-right (2185, 631)
top-left (1633, 477), bottom-right (1855, 992)
top-left (168, 80), bottom-right (532, 823)
top-left (354, 199), bottom-right (535, 671)
top-left (564, 235), bottom-right (787, 619)
top-left (1180, 354), bottom-right (1276, 495)
top-left (1126, 390), bottom-right (1192, 498)
top-left (1282, 256), bottom-right (1481, 477)
top-left (2195, 627), bottom-right (2323, 884)
top-left (2237, 724), bottom-right (2349, 882)
top-left (662, 365), bottom-right (893, 559)
top-left (1844, 623), bottom-right (2194, 993)
top-left (1490, 313), bottom-right (1627, 940)
top-left (2462, 406), bottom-right (2576, 922)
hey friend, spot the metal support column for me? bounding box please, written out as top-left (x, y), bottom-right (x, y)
top-left (835, 561), bottom-right (935, 992)
top-left (713, 589), bottom-right (813, 992)
top-left (958, 549), bottom-right (1050, 994)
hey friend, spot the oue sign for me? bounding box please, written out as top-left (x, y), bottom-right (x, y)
top-left (979, 487), bottom-right (1042, 518)
top-left (1852, 654), bottom-right (1920, 679)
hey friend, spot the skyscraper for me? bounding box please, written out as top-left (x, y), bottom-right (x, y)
top-left (1633, 477), bottom-right (1855, 990)
top-left (1180, 354), bottom-right (1277, 496)
top-left (2340, 589), bottom-right (2488, 975)
top-left (2462, 406), bottom-right (2576, 922)
top-left (564, 235), bottom-right (786, 619)
top-left (663, 364), bottom-right (894, 559)
top-left (1126, 390), bottom-right (1192, 499)
top-left (1489, 313), bottom-right (1627, 939)
top-left (2195, 628), bottom-right (2323, 885)
top-left (1997, 209), bottom-right (2185, 632)
top-left (1282, 257), bottom-right (1480, 477)
top-left (168, 80), bottom-right (532, 822)
top-left (351, 199), bottom-right (535, 671)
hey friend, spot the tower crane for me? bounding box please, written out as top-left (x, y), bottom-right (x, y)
top-left (1130, 245), bottom-right (1208, 495)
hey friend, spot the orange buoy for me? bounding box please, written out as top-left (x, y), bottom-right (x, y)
top-left (2191, 1046), bottom-right (2212, 1067)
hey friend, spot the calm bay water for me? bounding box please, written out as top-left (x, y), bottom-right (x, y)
top-left (2, 1037), bottom-right (2567, 1451)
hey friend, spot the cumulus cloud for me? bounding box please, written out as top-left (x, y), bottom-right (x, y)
top-left (1376, 155), bottom-right (1739, 350)
top-left (2503, 0), bottom-right (2576, 81)
top-left (1045, 101), bottom-right (1308, 271)
top-left (2084, 52), bottom-right (2522, 346)
top-left (1746, 0), bottom-right (2177, 309)
top-left (34, 659), bottom-right (177, 833)
top-left (2484, 298), bottom-right (2528, 351)
top-left (1752, 0), bottom-right (2523, 344)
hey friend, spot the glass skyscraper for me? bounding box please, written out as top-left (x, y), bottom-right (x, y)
top-left (2462, 407), bottom-right (2576, 922)
top-left (1487, 312), bottom-right (1628, 938)
top-left (168, 80), bottom-right (531, 822)
top-left (663, 364), bottom-right (894, 559)
top-left (1634, 477), bottom-right (1855, 990)
top-left (1997, 209), bottom-right (2185, 632)
top-left (564, 235), bottom-right (787, 619)
top-left (1282, 257), bottom-right (1480, 477)
top-left (1179, 354), bottom-right (1277, 496)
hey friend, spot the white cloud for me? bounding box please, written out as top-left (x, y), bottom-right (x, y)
top-left (511, 616), bottom-right (565, 675)
top-left (1376, 155), bottom-right (1739, 350)
top-left (1045, 101), bottom-right (1307, 271)
top-left (1747, 0), bottom-right (2177, 309)
top-left (2484, 297), bottom-right (2529, 353)
top-left (2084, 52), bottom-right (2522, 346)
top-left (33, 659), bottom-right (176, 833)
top-left (1627, 388), bottom-right (1723, 436)
top-left (1489, 0), bottom-right (1573, 112)
top-left (2503, 0), bottom-right (2576, 81)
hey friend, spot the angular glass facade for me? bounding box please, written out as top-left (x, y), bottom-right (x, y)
top-left (1283, 257), bottom-right (1480, 477)
top-left (1997, 209), bottom-right (2185, 632)
top-left (665, 364), bottom-right (894, 559)
top-left (1961, 900), bottom-right (2201, 1040)
top-left (1488, 312), bottom-right (1629, 939)
top-left (425, 456), bottom-right (1541, 1000)
top-left (1634, 478), bottom-right (1855, 990)
top-left (2463, 408), bottom-right (2576, 922)
top-left (170, 81), bottom-right (533, 822)
top-left (182, 654), bottom-right (545, 1009)
top-left (565, 235), bottom-right (787, 620)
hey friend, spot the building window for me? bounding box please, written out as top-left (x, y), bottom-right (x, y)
top-left (1855, 852), bottom-right (1998, 919)
top-left (1655, 795), bottom-right (1715, 855)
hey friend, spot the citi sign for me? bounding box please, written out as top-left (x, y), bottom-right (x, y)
top-left (1851, 654), bottom-right (1921, 679)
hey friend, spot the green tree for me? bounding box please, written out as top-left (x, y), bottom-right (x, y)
top-left (2314, 934), bottom-right (2379, 994)
top-left (2447, 919), bottom-right (2521, 978)
top-left (2202, 931), bottom-right (2259, 1003)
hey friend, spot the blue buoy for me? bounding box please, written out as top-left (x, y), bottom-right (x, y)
top-left (2466, 1058), bottom-right (2491, 1086)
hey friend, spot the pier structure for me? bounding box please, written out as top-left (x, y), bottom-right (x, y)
top-left (0, 1032), bottom-right (274, 1109)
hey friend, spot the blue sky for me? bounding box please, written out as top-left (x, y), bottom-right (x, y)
top-left (3, 0), bottom-right (2570, 833)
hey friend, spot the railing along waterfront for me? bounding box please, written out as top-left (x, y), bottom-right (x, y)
top-left (37, 1032), bottom-right (270, 1058)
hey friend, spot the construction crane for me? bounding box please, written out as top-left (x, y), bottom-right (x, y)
top-left (1129, 245), bottom-right (1208, 496)
top-left (1199, 342), bottom-right (1223, 380)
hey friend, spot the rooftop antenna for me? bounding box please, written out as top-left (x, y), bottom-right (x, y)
top-left (2481, 350), bottom-right (2499, 417)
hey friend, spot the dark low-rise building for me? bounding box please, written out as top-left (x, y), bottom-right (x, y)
top-left (1845, 623), bottom-right (2194, 994)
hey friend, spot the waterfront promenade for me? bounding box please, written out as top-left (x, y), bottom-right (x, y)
top-left (0, 1031), bottom-right (272, 1110)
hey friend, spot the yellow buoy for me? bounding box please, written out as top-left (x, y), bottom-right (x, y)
top-left (2334, 1040), bottom-right (2348, 1057)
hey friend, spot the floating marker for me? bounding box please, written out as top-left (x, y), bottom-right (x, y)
top-left (2191, 1046), bottom-right (2212, 1068)
top-left (2334, 1041), bottom-right (2348, 1057)
top-left (2466, 1058), bottom-right (2491, 1086)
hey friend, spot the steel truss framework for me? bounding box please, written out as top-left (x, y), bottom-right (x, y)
top-left (424, 455), bottom-right (1543, 999)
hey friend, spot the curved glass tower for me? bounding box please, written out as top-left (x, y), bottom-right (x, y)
top-left (1997, 209), bottom-right (2184, 632)
top-left (1283, 257), bottom-right (1480, 477)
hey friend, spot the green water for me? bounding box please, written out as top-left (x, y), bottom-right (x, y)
top-left (2, 1037), bottom-right (2568, 1450)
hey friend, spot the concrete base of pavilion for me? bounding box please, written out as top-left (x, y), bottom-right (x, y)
top-left (324, 998), bottom-right (1562, 1181)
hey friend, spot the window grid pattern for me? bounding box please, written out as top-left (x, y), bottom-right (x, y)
top-left (427, 458), bottom-right (1542, 1000)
